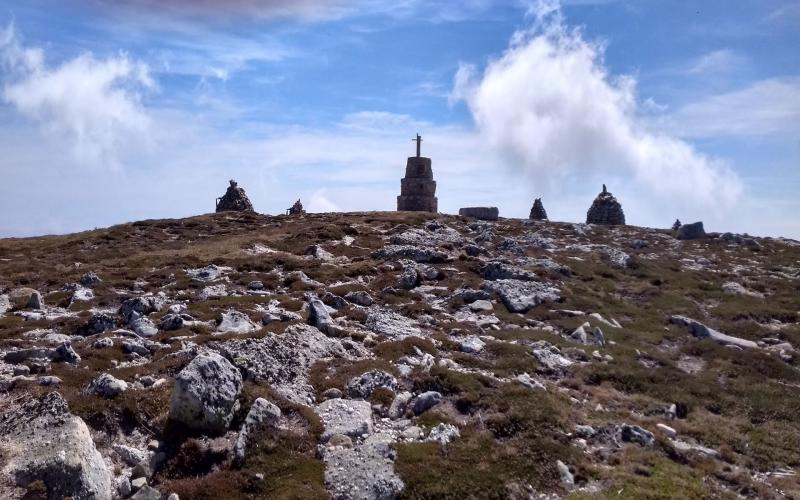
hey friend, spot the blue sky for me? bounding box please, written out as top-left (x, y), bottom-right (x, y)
top-left (0, 0), bottom-right (798, 237)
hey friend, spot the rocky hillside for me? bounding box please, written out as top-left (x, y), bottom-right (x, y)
top-left (1, 211), bottom-right (799, 500)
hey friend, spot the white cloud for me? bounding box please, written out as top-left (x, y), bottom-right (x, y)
top-left (685, 49), bottom-right (746, 76)
top-left (452, 0), bottom-right (744, 212)
top-left (1, 25), bottom-right (153, 168)
top-left (661, 78), bottom-right (800, 139)
top-left (307, 189), bottom-right (342, 213)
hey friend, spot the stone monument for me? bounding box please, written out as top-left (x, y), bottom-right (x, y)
top-left (216, 180), bottom-right (254, 213)
top-left (286, 199), bottom-right (306, 215)
top-left (586, 184), bottom-right (625, 225)
top-left (529, 198), bottom-right (548, 220)
top-left (397, 134), bottom-right (438, 213)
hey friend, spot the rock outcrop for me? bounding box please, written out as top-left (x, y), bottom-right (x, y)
top-left (0, 392), bottom-right (112, 500)
top-left (586, 185), bottom-right (625, 225)
top-left (529, 198), bottom-right (548, 220)
top-left (215, 179), bottom-right (254, 213)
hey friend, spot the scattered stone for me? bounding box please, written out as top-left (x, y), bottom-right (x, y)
top-left (323, 441), bottom-right (405, 500)
top-left (39, 375), bottom-right (62, 386)
top-left (130, 313), bottom-right (159, 337)
top-left (413, 391), bottom-right (443, 415)
top-left (483, 279), bottom-right (561, 313)
top-left (80, 271), bottom-right (103, 287)
top-left (458, 335), bottom-right (486, 354)
top-left (372, 245), bottom-right (449, 264)
top-left (388, 391), bottom-right (412, 420)
top-left (322, 388), bottom-right (343, 400)
top-left (365, 307), bottom-right (422, 339)
top-left (88, 373), bottom-right (128, 398)
top-left (0, 392), bottom-right (112, 500)
top-left (529, 198), bottom-right (548, 220)
top-left (722, 282), bottom-right (764, 298)
top-left (481, 261), bottom-right (536, 281)
top-left (131, 485), bottom-right (161, 500)
top-left (656, 423), bottom-right (677, 438)
top-left (556, 460), bottom-right (574, 488)
top-left (248, 280), bottom-right (265, 291)
top-left (669, 439), bottom-right (721, 459)
top-left (347, 370), bottom-right (398, 400)
top-left (86, 312), bottom-right (116, 335)
top-left (216, 179), bottom-right (254, 212)
top-left (620, 424), bottom-right (655, 447)
top-left (217, 309), bottom-right (257, 334)
top-left (316, 398), bottom-right (373, 442)
top-left (670, 315), bottom-right (758, 349)
top-left (306, 244), bottom-right (335, 261)
top-left (118, 477), bottom-right (132, 497)
top-left (119, 295), bottom-right (165, 322)
top-left (234, 398), bottom-right (282, 465)
top-left (469, 299), bottom-right (493, 312)
top-left (170, 352), bottom-right (243, 434)
top-left (425, 423), bottom-right (460, 445)
top-left (308, 298), bottom-right (336, 335)
top-left (677, 221), bottom-right (706, 240)
top-left (345, 290), bottom-right (375, 307)
top-left (586, 185), bottom-right (625, 225)
top-left (459, 207), bottom-right (499, 221)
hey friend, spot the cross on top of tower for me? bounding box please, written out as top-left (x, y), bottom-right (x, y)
top-left (413, 134), bottom-right (422, 158)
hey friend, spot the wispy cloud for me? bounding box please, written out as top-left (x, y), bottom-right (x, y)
top-left (661, 78), bottom-right (800, 138)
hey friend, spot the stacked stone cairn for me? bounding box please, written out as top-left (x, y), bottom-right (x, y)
top-left (529, 198), bottom-right (548, 220)
top-left (586, 185), bottom-right (625, 225)
top-left (397, 135), bottom-right (438, 213)
top-left (287, 199), bottom-right (306, 215)
top-left (215, 180), bottom-right (254, 213)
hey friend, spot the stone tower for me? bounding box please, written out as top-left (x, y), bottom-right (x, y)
top-left (586, 184), bottom-right (625, 225)
top-left (529, 198), bottom-right (548, 220)
top-left (397, 134), bottom-right (438, 213)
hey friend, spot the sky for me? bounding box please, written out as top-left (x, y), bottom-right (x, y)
top-left (0, 0), bottom-right (798, 238)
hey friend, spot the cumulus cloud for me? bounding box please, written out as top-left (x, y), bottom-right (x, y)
top-left (451, 0), bottom-right (744, 210)
top-left (0, 25), bottom-right (153, 168)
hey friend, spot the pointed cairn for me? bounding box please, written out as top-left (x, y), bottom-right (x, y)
top-left (216, 180), bottom-right (254, 213)
top-left (586, 185), bottom-right (625, 225)
top-left (287, 199), bottom-right (306, 215)
top-left (529, 198), bottom-right (548, 220)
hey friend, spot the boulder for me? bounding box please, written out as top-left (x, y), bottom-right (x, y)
top-left (88, 373), bottom-right (128, 398)
top-left (170, 352), bottom-right (243, 433)
top-left (413, 391), bottom-right (443, 415)
top-left (425, 423), bottom-right (460, 445)
top-left (345, 290), bottom-right (375, 307)
top-left (677, 221), bottom-right (706, 240)
top-left (119, 295), bottom-right (165, 322)
top-left (0, 392), bottom-right (112, 500)
top-left (459, 207), bottom-right (499, 221)
top-left (8, 288), bottom-right (43, 310)
top-left (85, 313), bottom-right (116, 335)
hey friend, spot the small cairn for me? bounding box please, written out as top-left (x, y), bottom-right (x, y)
top-left (586, 184), bottom-right (625, 225)
top-left (529, 198), bottom-right (548, 220)
top-left (286, 199), bottom-right (306, 215)
top-left (216, 180), bottom-right (254, 213)
top-left (672, 219), bottom-right (682, 231)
